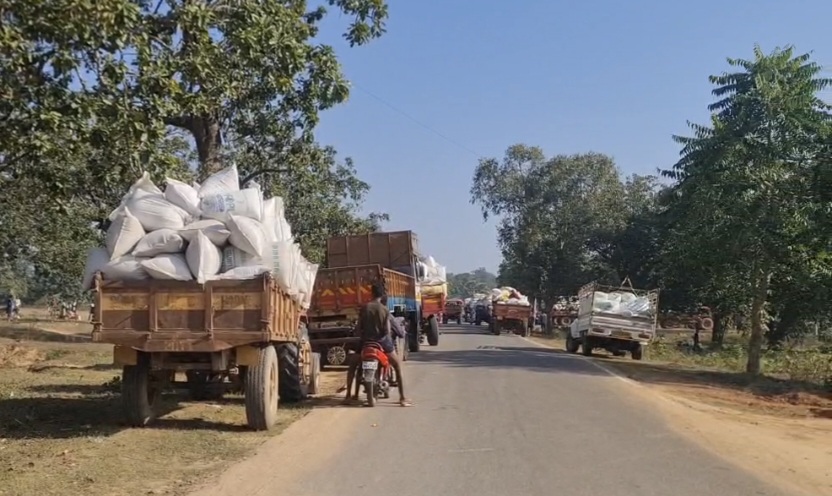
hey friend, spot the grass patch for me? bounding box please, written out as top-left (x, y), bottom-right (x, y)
top-left (0, 337), bottom-right (333, 496)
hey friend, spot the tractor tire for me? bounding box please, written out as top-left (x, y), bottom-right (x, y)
top-left (427, 315), bottom-right (439, 346)
top-left (581, 336), bottom-right (593, 356)
top-left (565, 334), bottom-right (580, 353)
top-left (122, 354), bottom-right (161, 428)
top-left (632, 344), bottom-right (645, 361)
top-left (244, 345), bottom-right (279, 431)
top-left (277, 340), bottom-right (311, 403)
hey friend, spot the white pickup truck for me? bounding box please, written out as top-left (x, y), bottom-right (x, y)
top-left (567, 281), bottom-right (659, 360)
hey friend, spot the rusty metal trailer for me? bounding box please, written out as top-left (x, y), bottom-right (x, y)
top-left (491, 302), bottom-right (532, 337)
top-left (91, 273), bottom-right (320, 431)
top-left (307, 264), bottom-right (415, 366)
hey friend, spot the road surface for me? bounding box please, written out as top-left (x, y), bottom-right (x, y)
top-left (193, 324), bottom-right (790, 496)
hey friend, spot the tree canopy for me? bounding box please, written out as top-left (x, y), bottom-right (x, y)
top-left (471, 45), bottom-right (832, 375)
top-left (0, 0), bottom-right (389, 300)
top-left (447, 268), bottom-right (497, 298)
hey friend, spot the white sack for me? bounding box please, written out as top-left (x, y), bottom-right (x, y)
top-left (221, 246), bottom-right (262, 272)
top-left (82, 248), bottom-right (111, 290)
top-left (200, 188), bottom-right (263, 222)
top-left (128, 189), bottom-right (190, 231)
top-left (164, 178), bottom-right (201, 216)
top-left (108, 172), bottom-right (163, 221)
top-left (227, 215), bottom-right (268, 258)
top-left (186, 231), bottom-right (222, 283)
top-left (101, 256), bottom-right (149, 281)
top-left (132, 229), bottom-right (185, 257)
top-left (270, 197), bottom-right (293, 242)
top-left (179, 220), bottom-right (231, 246)
top-left (106, 207), bottom-right (146, 261)
top-left (141, 253), bottom-right (193, 281)
top-left (198, 164), bottom-right (239, 198)
top-left (208, 265), bottom-right (270, 281)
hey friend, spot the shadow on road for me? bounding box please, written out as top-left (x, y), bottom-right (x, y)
top-left (408, 343), bottom-right (608, 376)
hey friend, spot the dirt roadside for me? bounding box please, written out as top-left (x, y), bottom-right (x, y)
top-left (529, 336), bottom-right (832, 496)
top-left (0, 328), bottom-right (348, 496)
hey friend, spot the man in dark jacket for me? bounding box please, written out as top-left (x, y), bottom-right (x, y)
top-left (343, 283), bottom-right (411, 406)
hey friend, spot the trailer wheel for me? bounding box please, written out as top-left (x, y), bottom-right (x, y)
top-left (457, 317), bottom-right (463, 325)
top-left (122, 354), bottom-right (161, 427)
top-left (632, 344), bottom-right (644, 361)
top-left (426, 315), bottom-right (439, 346)
top-left (408, 314), bottom-right (421, 352)
top-left (277, 341), bottom-right (310, 403)
top-left (565, 334), bottom-right (580, 353)
top-left (581, 336), bottom-right (593, 356)
top-left (442, 315), bottom-right (448, 325)
top-left (491, 320), bottom-right (500, 336)
top-left (308, 353), bottom-right (321, 395)
top-left (244, 345), bottom-right (279, 431)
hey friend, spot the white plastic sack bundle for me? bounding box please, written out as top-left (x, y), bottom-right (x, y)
top-left (272, 240), bottom-right (300, 292)
top-left (164, 178), bottom-right (201, 216)
top-left (127, 189), bottom-right (190, 231)
top-left (269, 197), bottom-right (293, 242)
top-left (227, 214), bottom-right (268, 258)
top-left (101, 255), bottom-right (149, 281)
top-left (106, 208), bottom-right (146, 260)
top-left (198, 164), bottom-right (239, 198)
top-left (209, 265), bottom-right (270, 281)
top-left (108, 172), bottom-right (163, 222)
top-left (132, 229), bottom-right (185, 257)
top-left (141, 253), bottom-right (193, 281)
top-left (200, 188), bottom-right (263, 222)
top-left (186, 231), bottom-right (222, 283)
top-left (221, 246), bottom-right (262, 273)
top-left (179, 220), bottom-right (231, 246)
top-left (82, 248), bottom-right (111, 290)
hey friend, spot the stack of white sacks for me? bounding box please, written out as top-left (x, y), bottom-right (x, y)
top-left (416, 256), bottom-right (447, 296)
top-left (82, 165), bottom-right (319, 309)
top-left (490, 286), bottom-right (531, 306)
top-left (591, 291), bottom-right (652, 318)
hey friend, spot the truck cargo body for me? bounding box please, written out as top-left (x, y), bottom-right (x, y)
top-left (325, 230), bottom-right (438, 352)
top-left (443, 299), bottom-right (464, 324)
top-left (568, 282), bottom-right (659, 360)
top-left (307, 264), bottom-right (415, 365)
top-left (490, 302), bottom-right (531, 337)
top-left (92, 273), bottom-right (319, 431)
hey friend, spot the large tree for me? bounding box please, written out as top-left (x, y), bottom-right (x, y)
top-left (662, 45), bottom-right (832, 373)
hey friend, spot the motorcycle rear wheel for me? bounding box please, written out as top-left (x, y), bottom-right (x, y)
top-left (364, 380), bottom-right (376, 407)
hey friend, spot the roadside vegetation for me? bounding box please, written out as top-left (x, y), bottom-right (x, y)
top-left (473, 45), bottom-right (832, 378)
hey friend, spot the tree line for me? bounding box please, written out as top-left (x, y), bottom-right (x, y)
top-left (0, 0), bottom-right (390, 302)
top-left (470, 46), bottom-right (832, 374)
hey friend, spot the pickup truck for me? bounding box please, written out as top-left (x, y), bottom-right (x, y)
top-left (308, 264), bottom-right (415, 366)
top-left (91, 273), bottom-right (320, 431)
top-left (490, 301), bottom-right (531, 337)
top-left (567, 281), bottom-right (659, 360)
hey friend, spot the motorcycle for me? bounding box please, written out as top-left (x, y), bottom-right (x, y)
top-left (360, 342), bottom-right (392, 407)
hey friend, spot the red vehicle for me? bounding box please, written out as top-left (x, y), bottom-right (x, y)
top-left (420, 292), bottom-right (444, 345)
top-left (360, 342), bottom-right (392, 407)
top-left (443, 299), bottom-right (464, 324)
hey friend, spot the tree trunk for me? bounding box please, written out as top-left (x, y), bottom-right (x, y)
top-left (191, 115), bottom-right (223, 178)
top-left (711, 310), bottom-right (726, 348)
top-left (745, 269), bottom-right (772, 375)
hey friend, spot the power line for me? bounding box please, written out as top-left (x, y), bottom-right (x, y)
top-left (349, 81), bottom-right (485, 159)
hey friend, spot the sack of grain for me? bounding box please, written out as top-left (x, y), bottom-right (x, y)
top-left (142, 253), bottom-right (193, 281)
top-left (132, 229), bottom-right (185, 257)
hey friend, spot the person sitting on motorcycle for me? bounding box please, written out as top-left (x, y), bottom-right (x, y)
top-left (343, 283), bottom-right (412, 407)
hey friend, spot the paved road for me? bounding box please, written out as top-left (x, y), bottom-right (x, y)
top-left (201, 324), bottom-right (790, 496)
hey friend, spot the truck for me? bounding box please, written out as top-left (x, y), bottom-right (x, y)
top-left (324, 231), bottom-right (437, 352)
top-left (567, 281), bottom-right (659, 360)
top-left (490, 301), bottom-right (532, 337)
top-left (91, 273), bottom-right (320, 431)
top-left (307, 264), bottom-right (415, 366)
top-left (443, 298), bottom-right (464, 324)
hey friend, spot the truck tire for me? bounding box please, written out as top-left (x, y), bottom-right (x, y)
top-left (632, 344), bottom-right (644, 361)
top-left (244, 345), bottom-right (279, 431)
top-left (581, 336), bottom-right (593, 356)
top-left (457, 317), bottom-right (463, 325)
top-left (408, 314), bottom-right (421, 352)
top-left (491, 321), bottom-right (500, 336)
top-left (427, 315), bottom-right (439, 346)
top-left (565, 334), bottom-right (580, 353)
top-left (122, 354), bottom-right (161, 427)
top-left (442, 315), bottom-right (448, 324)
top-left (277, 341), bottom-right (309, 403)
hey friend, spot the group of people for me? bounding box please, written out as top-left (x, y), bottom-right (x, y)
top-left (343, 283), bottom-right (413, 407)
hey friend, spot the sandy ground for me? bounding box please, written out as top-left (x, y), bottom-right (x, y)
top-left (530, 336), bottom-right (832, 496)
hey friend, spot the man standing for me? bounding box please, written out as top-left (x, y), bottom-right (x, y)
top-left (344, 283), bottom-right (412, 407)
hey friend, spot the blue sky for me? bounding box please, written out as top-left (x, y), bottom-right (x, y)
top-left (313, 0), bottom-right (832, 274)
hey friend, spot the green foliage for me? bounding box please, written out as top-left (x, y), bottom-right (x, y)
top-left (447, 268), bottom-right (497, 297)
top-left (0, 0), bottom-right (390, 295)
